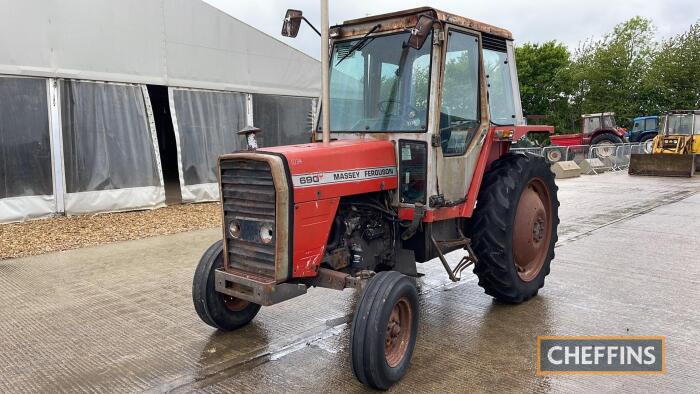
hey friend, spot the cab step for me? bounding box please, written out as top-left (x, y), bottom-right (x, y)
top-left (431, 234), bottom-right (478, 282)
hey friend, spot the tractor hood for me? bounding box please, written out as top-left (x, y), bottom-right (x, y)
top-left (261, 139), bottom-right (398, 203)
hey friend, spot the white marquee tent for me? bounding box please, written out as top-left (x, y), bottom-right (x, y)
top-left (0, 0), bottom-right (320, 223)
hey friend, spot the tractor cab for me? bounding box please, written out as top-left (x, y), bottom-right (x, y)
top-left (582, 113), bottom-right (616, 134)
top-left (655, 110), bottom-right (700, 154)
top-left (629, 115), bottom-right (659, 144)
top-left (580, 112), bottom-right (626, 141)
top-left (310, 8), bottom-right (531, 206)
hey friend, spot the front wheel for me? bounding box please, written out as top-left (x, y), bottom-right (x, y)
top-left (351, 271), bottom-right (419, 390)
top-left (640, 135), bottom-right (655, 154)
top-left (545, 147), bottom-right (565, 163)
top-left (469, 153), bottom-right (559, 303)
top-left (192, 240), bottom-right (261, 331)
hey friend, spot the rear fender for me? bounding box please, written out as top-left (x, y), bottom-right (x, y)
top-left (590, 130), bottom-right (623, 143)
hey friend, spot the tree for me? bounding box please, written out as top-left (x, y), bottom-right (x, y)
top-left (515, 17), bottom-right (700, 134)
top-left (642, 21), bottom-right (700, 112)
top-left (514, 41), bottom-right (572, 131)
top-left (566, 17), bottom-right (657, 128)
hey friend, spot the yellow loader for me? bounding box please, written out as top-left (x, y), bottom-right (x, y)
top-left (629, 110), bottom-right (700, 177)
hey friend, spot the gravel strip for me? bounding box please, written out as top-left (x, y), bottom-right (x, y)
top-left (0, 203), bottom-right (221, 260)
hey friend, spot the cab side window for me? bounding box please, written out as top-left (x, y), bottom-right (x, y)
top-left (584, 117), bottom-right (601, 133)
top-left (646, 118), bottom-right (658, 131)
top-left (440, 31), bottom-right (480, 156)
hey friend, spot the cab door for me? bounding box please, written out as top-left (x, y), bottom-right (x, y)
top-left (434, 27), bottom-right (488, 203)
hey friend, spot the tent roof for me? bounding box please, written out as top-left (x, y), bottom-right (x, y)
top-left (0, 0), bottom-right (321, 97)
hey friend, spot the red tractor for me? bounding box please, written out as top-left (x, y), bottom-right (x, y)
top-left (192, 6), bottom-right (559, 390)
top-left (546, 112), bottom-right (627, 162)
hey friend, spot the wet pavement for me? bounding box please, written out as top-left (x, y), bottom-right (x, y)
top-left (1, 171), bottom-right (700, 393)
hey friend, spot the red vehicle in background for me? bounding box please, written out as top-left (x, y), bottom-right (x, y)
top-left (546, 112), bottom-right (626, 161)
top-left (550, 112), bottom-right (626, 147)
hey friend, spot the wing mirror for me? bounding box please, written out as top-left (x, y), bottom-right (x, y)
top-left (282, 9), bottom-right (303, 37)
top-left (281, 9), bottom-right (321, 37)
top-left (407, 15), bottom-right (434, 50)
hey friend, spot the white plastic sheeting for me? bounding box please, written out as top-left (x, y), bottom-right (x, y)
top-left (0, 0), bottom-right (323, 221)
top-left (0, 76), bottom-right (55, 223)
top-left (60, 80), bottom-right (164, 214)
top-left (0, 0), bottom-right (320, 97)
top-left (170, 88), bottom-right (246, 202)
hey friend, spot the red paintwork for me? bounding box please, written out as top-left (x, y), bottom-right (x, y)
top-left (550, 128), bottom-right (627, 147)
top-left (260, 131), bottom-right (507, 277)
top-left (550, 133), bottom-right (584, 146)
top-left (262, 140), bottom-right (398, 278)
top-left (292, 198), bottom-right (340, 277)
top-left (398, 128), bottom-right (500, 221)
top-left (262, 140), bottom-right (398, 203)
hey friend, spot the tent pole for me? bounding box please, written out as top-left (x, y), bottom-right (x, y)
top-left (320, 0), bottom-right (330, 145)
top-left (48, 78), bottom-right (66, 215)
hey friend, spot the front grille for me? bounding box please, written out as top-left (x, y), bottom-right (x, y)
top-left (220, 159), bottom-right (276, 278)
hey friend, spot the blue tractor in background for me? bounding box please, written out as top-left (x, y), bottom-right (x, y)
top-left (627, 115), bottom-right (659, 144)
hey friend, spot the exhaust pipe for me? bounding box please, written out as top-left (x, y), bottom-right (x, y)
top-left (320, 0), bottom-right (330, 145)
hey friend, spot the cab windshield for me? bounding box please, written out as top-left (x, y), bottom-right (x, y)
top-left (664, 114), bottom-right (698, 135)
top-left (328, 31), bottom-right (432, 132)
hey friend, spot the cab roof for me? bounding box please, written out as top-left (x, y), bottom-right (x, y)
top-left (340, 7), bottom-right (513, 40)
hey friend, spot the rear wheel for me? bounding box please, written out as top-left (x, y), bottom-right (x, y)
top-left (470, 153), bottom-right (559, 303)
top-left (351, 271), bottom-right (419, 390)
top-left (591, 133), bottom-right (623, 158)
top-left (192, 240), bottom-right (261, 330)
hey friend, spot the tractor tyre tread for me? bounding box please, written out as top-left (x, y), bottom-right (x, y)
top-left (351, 271), bottom-right (419, 390)
top-left (470, 153), bottom-right (559, 303)
top-left (192, 240), bottom-right (261, 331)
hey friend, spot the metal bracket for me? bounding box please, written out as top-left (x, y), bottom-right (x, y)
top-left (215, 268), bottom-right (307, 306)
top-left (431, 234), bottom-right (479, 282)
top-left (309, 268), bottom-right (375, 292)
top-left (431, 133), bottom-right (441, 147)
top-left (401, 203), bottom-right (425, 240)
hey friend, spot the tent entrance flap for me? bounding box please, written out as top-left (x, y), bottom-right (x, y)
top-left (148, 85), bottom-right (181, 205)
top-left (60, 80), bottom-right (165, 214)
top-left (169, 87), bottom-right (246, 203)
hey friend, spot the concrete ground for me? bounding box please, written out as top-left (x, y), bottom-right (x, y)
top-left (1, 171), bottom-right (699, 393)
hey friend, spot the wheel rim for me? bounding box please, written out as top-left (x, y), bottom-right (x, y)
top-left (644, 140), bottom-right (654, 153)
top-left (223, 295), bottom-right (250, 312)
top-left (512, 178), bottom-right (552, 282)
top-left (385, 297), bottom-right (413, 368)
top-left (546, 150), bottom-right (562, 163)
top-left (595, 141), bottom-right (615, 158)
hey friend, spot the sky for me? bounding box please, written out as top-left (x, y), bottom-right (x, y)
top-left (202, 0), bottom-right (699, 59)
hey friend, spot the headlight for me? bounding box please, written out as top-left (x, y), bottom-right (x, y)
top-left (259, 223), bottom-right (274, 244)
top-left (228, 220), bottom-right (241, 239)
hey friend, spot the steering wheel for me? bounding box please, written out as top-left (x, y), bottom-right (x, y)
top-left (377, 99), bottom-right (419, 117)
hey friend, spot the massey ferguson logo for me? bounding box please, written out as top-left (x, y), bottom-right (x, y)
top-left (334, 171), bottom-right (361, 180)
top-left (293, 166), bottom-right (396, 187)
